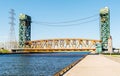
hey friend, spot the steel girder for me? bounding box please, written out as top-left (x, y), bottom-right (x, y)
top-left (25, 38), bottom-right (101, 51)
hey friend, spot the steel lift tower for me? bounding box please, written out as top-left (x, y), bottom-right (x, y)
top-left (100, 7), bottom-right (110, 50)
top-left (19, 14), bottom-right (31, 48)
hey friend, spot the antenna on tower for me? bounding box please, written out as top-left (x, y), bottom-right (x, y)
top-left (8, 9), bottom-right (17, 51)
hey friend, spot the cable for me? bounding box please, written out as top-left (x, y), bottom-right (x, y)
top-left (33, 18), bottom-right (99, 27)
top-left (32, 14), bottom-right (98, 24)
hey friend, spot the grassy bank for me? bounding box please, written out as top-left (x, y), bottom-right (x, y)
top-left (0, 49), bottom-right (10, 53)
top-left (111, 55), bottom-right (120, 57)
top-left (102, 53), bottom-right (120, 57)
top-left (102, 53), bottom-right (120, 55)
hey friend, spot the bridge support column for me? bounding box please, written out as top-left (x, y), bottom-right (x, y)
top-left (100, 7), bottom-right (110, 51)
top-left (96, 43), bottom-right (102, 53)
top-left (19, 14), bottom-right (31, 48)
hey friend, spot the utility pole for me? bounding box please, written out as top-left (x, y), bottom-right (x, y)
top-left (8, 9), bottom-right (17, 51)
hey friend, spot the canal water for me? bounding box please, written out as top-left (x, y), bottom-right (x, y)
top-left (0, 52), bottom-right (89, 76)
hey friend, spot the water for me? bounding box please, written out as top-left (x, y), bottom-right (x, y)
top-left (0, 52), bottom-right (89, 76)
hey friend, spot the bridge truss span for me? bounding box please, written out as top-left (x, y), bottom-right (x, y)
top-left (25, 38), bottom-right (101, 52)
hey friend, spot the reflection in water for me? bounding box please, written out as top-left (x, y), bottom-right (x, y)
top-left (0, 52), bottom-right (89, 76)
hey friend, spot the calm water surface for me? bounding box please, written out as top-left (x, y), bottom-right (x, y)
top-left (0, 52), bottom-right (89, 76)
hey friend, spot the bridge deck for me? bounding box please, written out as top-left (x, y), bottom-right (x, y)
top-left (63, 55), bottom-right (120, 76)
top-left (12, 48), bottom-right (96, 52)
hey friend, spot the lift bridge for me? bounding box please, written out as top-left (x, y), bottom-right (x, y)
top-left (12, 7), bottom-right (110, 53)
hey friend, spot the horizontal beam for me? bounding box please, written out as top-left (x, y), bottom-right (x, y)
top-left (28, 38), bottom-right (101, 43)
top-left (12, 48), bottom-right (96, 52)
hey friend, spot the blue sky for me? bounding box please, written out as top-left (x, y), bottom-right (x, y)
top-left (0, 0), bottom-right (120, 48)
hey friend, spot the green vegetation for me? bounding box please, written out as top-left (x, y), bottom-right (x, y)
top-left (102, 53), bottom-right (120, 57)
top-left (0, 48), bottom-right (10, 53)
top-left (102, 53), bottom-right (120, 55)
top-left (111, 55), bottom-right (120, 57)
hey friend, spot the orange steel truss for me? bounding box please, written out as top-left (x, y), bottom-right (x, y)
top-left (23, 38), bottom-right (101, 52)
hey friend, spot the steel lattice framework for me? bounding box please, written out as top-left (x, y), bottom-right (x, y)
top-left (19, 14), bottom-right (31, 48)
top-left (16, 7), bottom-right (111, 52)
top-left (20, 38), bottom-right (101, 52)
top-left (100, 7), bottom-right (110, 50)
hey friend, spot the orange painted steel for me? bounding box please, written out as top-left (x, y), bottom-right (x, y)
top-left (24, 38), bottom-right (101, 52)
